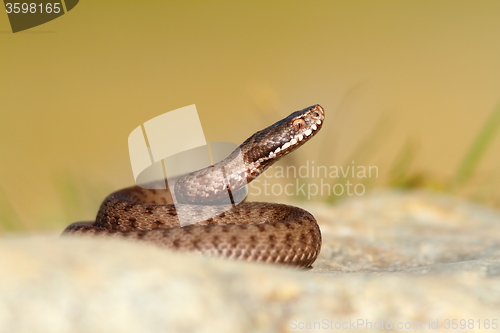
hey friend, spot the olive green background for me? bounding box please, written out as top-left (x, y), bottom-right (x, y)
top-left (1, 1), bottom-right (500, 230)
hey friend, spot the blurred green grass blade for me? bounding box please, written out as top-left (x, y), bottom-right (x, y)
top-left (387, 140), bottom-right (421, 188)
top-left (344, 113), bottom-right (394, 166)
top-left (53, 172), bottom-right (113, 225)
top-left (452, 104), bottom-right (500, 187)
top-left (54, 173), bottom-right (84, 224)
top-left (0, 187), bottom-right (23, 231)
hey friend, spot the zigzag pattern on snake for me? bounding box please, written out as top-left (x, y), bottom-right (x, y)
top-left (63, 104), bottom-right (325, 268)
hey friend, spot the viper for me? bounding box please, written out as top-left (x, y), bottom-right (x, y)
top-left (63, 105), bottom-right (325, 268)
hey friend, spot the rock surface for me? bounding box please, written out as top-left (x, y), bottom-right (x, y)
top-left (1, 190), bottom-right (500, 333)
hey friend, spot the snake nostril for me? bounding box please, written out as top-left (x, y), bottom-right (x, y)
top-left (311, 105), bottom-right (324, 118)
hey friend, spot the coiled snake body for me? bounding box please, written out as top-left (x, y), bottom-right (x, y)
top-left (63, 105), bottom-right (325, 268)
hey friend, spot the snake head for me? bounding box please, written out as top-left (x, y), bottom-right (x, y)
top-left (243, 104), bottom-right (325, 176)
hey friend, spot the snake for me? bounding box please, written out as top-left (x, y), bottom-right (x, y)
top-left (63, 104), bottom-right (325, 268)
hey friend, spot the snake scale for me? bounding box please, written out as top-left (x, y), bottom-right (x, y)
top-left (63, 104), bottom-right (325, 268)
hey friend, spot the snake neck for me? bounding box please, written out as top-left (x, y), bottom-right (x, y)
top-left (173, 104), bottom-right (325, 204)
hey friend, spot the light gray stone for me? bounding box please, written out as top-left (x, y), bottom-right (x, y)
top-left (1, 190), bottom-right (500, 333)
top-left (305, 190), bottom-right (500, 273)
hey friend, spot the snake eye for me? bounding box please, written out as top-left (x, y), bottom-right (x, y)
top-left (313, 111), bottom-right (321, 118)
top-left (292, 119), bottom-right (306, 130)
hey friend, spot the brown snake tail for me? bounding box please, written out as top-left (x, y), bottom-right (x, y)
top-left (63, 104), bottom-right (325, 268)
